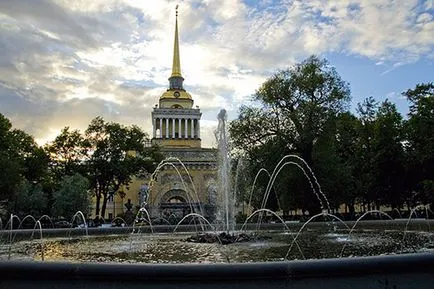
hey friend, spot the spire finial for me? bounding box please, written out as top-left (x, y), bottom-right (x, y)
top-left (170, 4), bottom-right (183, 86)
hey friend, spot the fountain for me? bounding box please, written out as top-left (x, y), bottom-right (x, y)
top-left (0, 206), bottom-right (433, 288)
top-left (215, 108), bottom-right (234, 233)
top-left (0, 110), bottom-right (433, 288)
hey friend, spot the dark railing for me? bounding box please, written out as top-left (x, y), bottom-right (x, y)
top-left (0, 253), bottom-right (433, 288)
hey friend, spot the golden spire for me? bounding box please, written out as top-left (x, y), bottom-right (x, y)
top-left (171, 5), bottom-right (182, 78)
top-left (160, 4), bottom-right (192, 102)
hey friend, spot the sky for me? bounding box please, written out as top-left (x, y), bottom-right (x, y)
top-left (0, 0), bottom-right (433, 148)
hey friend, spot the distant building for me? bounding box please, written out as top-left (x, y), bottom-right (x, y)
top-left (102, 8), bottom-right (217, 222)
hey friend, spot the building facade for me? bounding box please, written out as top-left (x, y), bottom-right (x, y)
top-left (103, 8), bottom-right (217, 222)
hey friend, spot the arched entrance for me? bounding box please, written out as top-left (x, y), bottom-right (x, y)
top-left (167, 195), bottom-right (186, 203)
top-left (159, 189), bottom-right (200, 220)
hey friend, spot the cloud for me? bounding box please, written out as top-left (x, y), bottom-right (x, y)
top-left (0, 0), bottom-right (433, 148)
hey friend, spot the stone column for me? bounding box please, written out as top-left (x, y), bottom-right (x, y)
top-left (153, 117), bottom-right (156, 138)
top-left (178, 118), bottom-right (182, 138)
top-left (172, 118), bottom-right (175, 138)
top-left (165, 118), bottom-right (169, 139)
top-left (159, 118), bottom-right (162, 138)
top-left (184, 118), bottom-right (188, 138)
top-left (191, 118), bottom-right (194, 138)
top-left (197, 119), bottom-right (200, 138)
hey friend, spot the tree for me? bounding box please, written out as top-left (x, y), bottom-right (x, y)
top-left (230, 105), bottom-right (291, 155)
top-left (14, 179), bottom-right (48, 218)
top-left (230, 56), bottom-right (351, 214)
top-left (0, 151), bottom-right (22, 205)
top-left (334, 112), bottom-right (360, 215)
top-left (45, 127), bottom-right (87, 181)
top-left (84, 117), bottom-right (162, 218)
top-left (52, 174), bottom-right (91, 220)
top-left (312, 115), bottom-right (349, 212)
top-left (354, 97), bottom-right (379, 210)
top-left (402, 83), bottom-right (434, 207)
top-left (371, 100), bottom-right (405, 209)
top-left (0, 113), bottom-right (49, 214)
top-left (254, 55), bottom-right (350, 163)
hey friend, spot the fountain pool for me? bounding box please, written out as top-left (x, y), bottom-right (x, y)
top-left (2, 219), bottom-right (433, 263)
top-left (0, 108), bottom-right (433, 288)
top-left (1, 221), bottom-right (434, 289)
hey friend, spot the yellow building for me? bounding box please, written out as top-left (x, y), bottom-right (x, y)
top-left (103, 8), bottom-right (217, 222)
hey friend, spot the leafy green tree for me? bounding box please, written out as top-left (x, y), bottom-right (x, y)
top-left (0, 152), bottom-right (21, 204)
top-left (14, 179), bottom-right (47, 218)
top-left (334, 112), bottom-right (360, 215)
top-left (45, 127), bottom-right (87, 181)
top-left (230, 56), bottom-right (351, 214)
top-left (0, 113), bottom-right (12, 150)
top-left (0, 113), bottom-right (49, 213)
top-left (354, 97), bottom-right (379, 210)
top-left (8, 129), bottom-right (48, 182)
top-left (312, 116), bottom-right (348, 212)
top-left (52, 174), bottom-right (91, 220)
top-left (347, 98), bottom-right (406, 211)
top-left (402, 83), bottom-right (434, 207)
top-left (371, 100), bottom-right (405, 209)
top-left (44, 127), bottom-right (87, 213)
top-left (230, 105), bottom-right (290, 156)
top-left (255, 56), bottom-right (350, 163)
top-left (84, 117), bottom-right (162, 218)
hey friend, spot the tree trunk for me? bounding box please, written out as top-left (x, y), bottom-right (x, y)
top-left (301, 141), bottom-right (313, 166)
top-left (348, 202), bottom-right (355, 219)
top-left (95, 191), bottom-right (101, 218)
top-left (101, 193), bottom-right (108, 219)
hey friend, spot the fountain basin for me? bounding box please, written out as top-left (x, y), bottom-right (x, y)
top-left (2, 223), bottom-right (433, 263)
top-left (0, 253), bottom-right (433, 288)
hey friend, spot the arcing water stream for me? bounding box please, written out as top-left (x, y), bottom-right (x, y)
top-left (0, 110), bottom-right (433, 263)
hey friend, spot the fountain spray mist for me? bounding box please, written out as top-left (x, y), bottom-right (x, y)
top-left (215, 109), bottom-right (234, 233)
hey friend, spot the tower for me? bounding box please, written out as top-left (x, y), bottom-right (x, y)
top-left (146, 7), bottom-right (217, 220)
top-left (90, 7), bottom-right (217, 222)
top-left (151, 6), bottom-right (201, 148)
